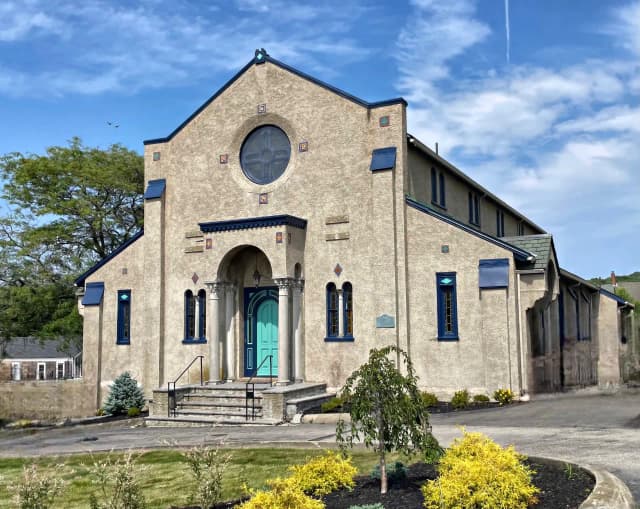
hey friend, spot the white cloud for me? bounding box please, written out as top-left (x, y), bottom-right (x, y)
top-left (0, 0), bottom-right (372, 97)
top-left (0, 1), bottom-right (65, 41)
top-left (395, 0), bottom-right (640, 276)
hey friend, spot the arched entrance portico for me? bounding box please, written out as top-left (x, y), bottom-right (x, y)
top-left (204, 245), bottom-right (304, 386)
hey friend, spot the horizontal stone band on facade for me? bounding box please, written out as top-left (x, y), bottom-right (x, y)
top-left (199, 214), bottom-right (307, 233)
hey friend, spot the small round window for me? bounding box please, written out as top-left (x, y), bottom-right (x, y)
top-left (240, 125), bottom-right (291, 184)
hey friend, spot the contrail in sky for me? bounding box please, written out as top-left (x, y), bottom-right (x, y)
top-left (504, 0), bottom-right (511, 63)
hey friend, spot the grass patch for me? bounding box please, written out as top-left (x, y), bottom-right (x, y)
top-left (0, 447), bottom-right (397, 508)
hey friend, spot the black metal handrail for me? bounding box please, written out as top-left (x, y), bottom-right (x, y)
top-left (168, 355), bottom-right (204, 417)
top-left (245, 355), bottom-right (273, 421)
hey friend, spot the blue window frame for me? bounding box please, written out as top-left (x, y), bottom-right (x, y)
top-left (198, 289), bottom-right (207, 340)
top-left (117, 290), bottom-right (131, 344)
top-left (184, 290), bottom-right (196, 340)
top-left (496, 209), bottom-right (505, 237)
top-left (436, 273), bottom-right (458, 340)
top-left (430, 168), bottom-right (438, 203)
top-left (431, 168), bottom-right (446, 209)
top-left (468, 192), bottom-right (480, 226)
top-left (326, 283), bottom-right (339, 338)
top-left (342, 282), bottom-right (353, 338)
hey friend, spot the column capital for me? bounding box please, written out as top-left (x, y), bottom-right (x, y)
top-left (274, 277), bottom-right (293, 290)
top-left (292, 279), bottom-right (305, 292)
top-left (204, 281), bottom-right (224, 298)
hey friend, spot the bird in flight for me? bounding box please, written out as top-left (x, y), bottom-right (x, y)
top-left (106, 121), bottom-right (120, 128)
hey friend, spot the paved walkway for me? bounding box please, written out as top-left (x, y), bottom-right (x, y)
top-left (1, 391), bottom-right (638, 500)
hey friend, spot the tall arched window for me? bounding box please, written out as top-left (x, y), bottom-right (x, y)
top-left (326, 283), bottom-right (339, 338)
top-left (184, 290), bottom-right (196, 340)
top-left (197, 289), bottom-right (206, 340)
top-left (342, 282), bottom-right (353, 337)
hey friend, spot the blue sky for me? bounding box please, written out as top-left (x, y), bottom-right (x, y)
top-left (1, 0), bottom-right (638, 279)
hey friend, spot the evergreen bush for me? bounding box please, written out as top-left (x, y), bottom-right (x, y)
top-left (473, 394), bottom-right (490, 403)
top-left (420, 392), bottom-right (439, 408)
top-left (493, 388), bottom-right (515, 406)
top-left (103, 372), bottom-right (145, 416)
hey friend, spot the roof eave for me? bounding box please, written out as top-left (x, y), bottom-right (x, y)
top-left (406, 134), bottom-right (547, 235)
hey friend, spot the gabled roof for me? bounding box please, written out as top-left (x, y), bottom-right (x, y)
top-left (407, 135), bottom-right (547, 235)
top-left (406, 196), bottom-right (536, 262)
top-left (74, 230), bottom-right (144, 287)
top-left (2, 337), bottom-right (80, 360)
top-left (503, 234), bottom-right (556, 271)
top-left (559, 268), bottom-right (599, 291)
top-left (144, 49), bottom-right (407, 146)
top-left (599, 287), bottom-right (635, 308)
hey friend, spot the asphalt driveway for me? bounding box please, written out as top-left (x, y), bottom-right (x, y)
top-left (1, 390), bottom-right (638, 501)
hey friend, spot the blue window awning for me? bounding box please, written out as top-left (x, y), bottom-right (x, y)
top-left (82, 282), bottom-right (105, 306)
top-left (144, 178), bottom-right (166, 199)
top-left (479, 259), bottom-right (509, 288)
top-left (370, 147), bottom-right (397, 172)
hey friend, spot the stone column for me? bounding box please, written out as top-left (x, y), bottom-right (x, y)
top-left (292, 279), bottom-right (304, 382)
top-left (205, 281), bottom-right (223, 384)
top-left (275, 278), bottom-right (291, 385)
top-left (224, 283), bottom-right (236, 382)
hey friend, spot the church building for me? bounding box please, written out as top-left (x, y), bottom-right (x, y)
top-left (75, 49), bottom-right (637, 421)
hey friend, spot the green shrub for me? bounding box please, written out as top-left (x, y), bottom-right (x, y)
top-left (182, 443), bottom-right (232, 509)
top-left (422, 431), bottom-right (539, 509)
top-left (420, 392), bottom-right (438, 407)
top-left (103, 372), bottom-right (145, 416)
top-left (450, 389), bottom-right (470, 409)
top-left (493, 388), bottom-right (515, 406)
top-left (473, 394), bottom-right (490, 403)
top-left (370, 461), bottom-right (407, 483)
top-left (127, 407), bottom-right (141, 418)
top-left (9, 463), bottom-right (69, 509)
top-left (88, 451), bottom-right (147, 509)
top-left (96, 408), bottom-right (105, 417)
top-left (321, 396), bottom-right (347, 413)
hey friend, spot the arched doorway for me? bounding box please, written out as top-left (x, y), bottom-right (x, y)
top-left (244, 287), bottom-right (279, 377)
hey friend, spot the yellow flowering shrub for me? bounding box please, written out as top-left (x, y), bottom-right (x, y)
top-left (235, 481), bottom-right (324, 509)
top-left (493, 388), bottom-right (515, 406)
top-left (286, 451), bottom-right (357, 496)
top-left (422, 431), bottom-right (539, 509)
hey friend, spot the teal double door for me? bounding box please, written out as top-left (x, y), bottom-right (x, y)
top-left (244, 287), bottom-right (278, 377)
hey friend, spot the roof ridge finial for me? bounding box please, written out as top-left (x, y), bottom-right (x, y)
top-left (254, 48), bottom-right (269, 63)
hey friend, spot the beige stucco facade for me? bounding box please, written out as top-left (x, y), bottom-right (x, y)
top-left (75, 51), bottom-right (637, 413)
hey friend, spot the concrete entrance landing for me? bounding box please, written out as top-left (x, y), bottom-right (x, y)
top-left (146, 381), bottom-right (333, 426)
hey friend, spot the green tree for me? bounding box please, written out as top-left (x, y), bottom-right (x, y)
top-left (103, 372), bottom-right (146, 415)
top-left (335, 346), bottom-right (441, 494)
top-left (0, 138), bottom-right (143, 348)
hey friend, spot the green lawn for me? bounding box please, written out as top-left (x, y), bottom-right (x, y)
top-left (0, 447), bottom-right (396, 508)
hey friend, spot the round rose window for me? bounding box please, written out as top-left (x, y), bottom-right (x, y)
top-left (240, 125), bottom-right (291, 184)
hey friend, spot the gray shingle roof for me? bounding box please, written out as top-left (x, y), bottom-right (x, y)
top-left (2, 337), bottom-right (80, 360)
top-left (502, 234), bottom-right (553, 270)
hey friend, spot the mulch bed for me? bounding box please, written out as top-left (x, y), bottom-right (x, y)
top-left (309, 401), bottom-right (509, 415)
top-left (203, 459), bottom-right (594, 509)
top-left (321, 460), bottom-right (594, 509)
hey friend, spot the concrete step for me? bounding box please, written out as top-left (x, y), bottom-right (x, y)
top-left (177, 402), bottom-right (262, 414)
top-left (182, 394), bottom-right (263, 406)
top-left (176, 407), bottom-right (262, 418)
top-left (145, 415), bottom-right (278, 427)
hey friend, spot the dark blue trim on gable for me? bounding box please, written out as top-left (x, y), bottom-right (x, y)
top-left (144, 53), bottom-right (407, 146)
top-left (74, 230), bottom-right (144, 287)
top-left (144, 179), bottom-right (166, 200)
top-left (406, 196), bottom-right (535, 262)
top-left (370, 147), bottom-right (397, 172)
top-left (82, 282), bottom-right (104, 306)
top-left (600, 288), bottom-right (634, 307)
top-left (199, 214), bottom-right (307, 233)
